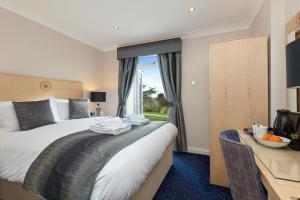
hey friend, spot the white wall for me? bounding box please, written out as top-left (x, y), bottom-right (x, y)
top-left (100, 51), bottom-right (119, 116)
top-left (0, 8), bottom-right (104, 98)
top-left (182, 30), bottom-right (252, 155)
top-left (286, 0), bottom-right (300, 20)
top-left (250, 0), bottom-right (271, 36)
top-left (269, 0), bottom-right (287, 124)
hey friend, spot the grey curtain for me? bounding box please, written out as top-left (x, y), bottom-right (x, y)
top-left (158, 52), bottom-right (187, 152)
top-left (117, 57), bottom-right (138, 117)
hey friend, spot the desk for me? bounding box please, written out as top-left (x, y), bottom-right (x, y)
top-left (239, 131), bottom-right (300, 200)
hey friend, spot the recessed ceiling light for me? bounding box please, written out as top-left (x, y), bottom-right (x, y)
top-left (113, 25), bottom-right (119, 29)
top-left (189, 7), bottom-right (196, 12)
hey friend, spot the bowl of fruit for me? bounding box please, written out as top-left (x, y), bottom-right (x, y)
top-left (255, 133), bottom-right (291, 148)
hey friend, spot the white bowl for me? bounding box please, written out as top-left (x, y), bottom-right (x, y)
top-left (254, 135), bottom-right (291, 148)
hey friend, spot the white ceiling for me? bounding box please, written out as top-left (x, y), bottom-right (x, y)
top-left (0, 0), bottom-right (263, 51)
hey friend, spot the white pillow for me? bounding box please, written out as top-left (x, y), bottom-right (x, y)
top-left (0, 101), bottom-right (20, 132)
top-left (54, 98), bottom-right (69, 120)
top-left (48, 97), bottom-right (61, 122)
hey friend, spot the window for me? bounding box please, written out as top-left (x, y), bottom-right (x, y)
top-left (126, 55), bottom-right (169, 121)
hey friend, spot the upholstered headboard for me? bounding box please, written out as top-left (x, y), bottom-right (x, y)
top-left (0, 73), bottom-right (83, 101)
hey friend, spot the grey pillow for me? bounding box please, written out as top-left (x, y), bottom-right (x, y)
top-left (13, 99), bottom-right (56, 131)
top-left (69, 99), bottom-right (91, 119)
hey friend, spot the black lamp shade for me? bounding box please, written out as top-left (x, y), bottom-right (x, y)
top-left (90, 92), bottom-right (106, 102)
top-left (286, 39), bottom-right (300, 88)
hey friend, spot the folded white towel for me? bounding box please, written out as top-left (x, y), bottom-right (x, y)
top-left (92, 122), bottom-right (128, 129)
top-left (93, 117), bottom-right (123, 124)
top-left (125, 114), bottom-right (145, 121)
top-left (90, 117), bottom-right (132, 135)
top-left (122, 118), bottom-right (151, 126)
top-left (90, 123), bottom-right (131, 135)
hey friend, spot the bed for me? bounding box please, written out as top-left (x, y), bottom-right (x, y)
top-left (0, 73), bottom-right (177, 200)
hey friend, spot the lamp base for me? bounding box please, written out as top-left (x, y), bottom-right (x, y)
top-left (96, 107), bottom-right (101, 116)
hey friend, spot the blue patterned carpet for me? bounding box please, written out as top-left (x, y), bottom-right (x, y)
top-left (153, 152), bottom-right (232, 200)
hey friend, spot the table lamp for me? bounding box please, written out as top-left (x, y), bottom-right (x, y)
top-left (90, 92), bottom-right (106, 116)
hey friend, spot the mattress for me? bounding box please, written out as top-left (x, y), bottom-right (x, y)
top-left (0, 118), bottom-right (177, 200)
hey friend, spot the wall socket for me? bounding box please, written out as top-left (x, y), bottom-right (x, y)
top-left (192, 80), bottom-right (198, 87)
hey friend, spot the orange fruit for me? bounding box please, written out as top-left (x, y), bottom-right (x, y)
top-left (269, 135), bottom-right (283, 142)
top-left (262, 133), bottom-right (273, 141)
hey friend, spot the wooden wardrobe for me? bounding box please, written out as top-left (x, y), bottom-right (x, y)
top-left (209, 36), bottom-right (269, 187)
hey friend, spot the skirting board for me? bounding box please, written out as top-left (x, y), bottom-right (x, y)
top-left (188, 147), bottom-right (210, 155)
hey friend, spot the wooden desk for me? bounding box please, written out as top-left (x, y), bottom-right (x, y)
top-left (239, 131), bottom-right (300, 200)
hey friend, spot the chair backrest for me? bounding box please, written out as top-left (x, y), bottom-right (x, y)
top-left (219, 130), bottom-right (267, 200)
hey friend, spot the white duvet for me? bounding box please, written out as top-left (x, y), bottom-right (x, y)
top-left (0, 118), bottom-right (177, 200)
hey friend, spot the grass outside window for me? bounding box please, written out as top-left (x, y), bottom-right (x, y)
top-left (143, 112), bottom-right (168, 121)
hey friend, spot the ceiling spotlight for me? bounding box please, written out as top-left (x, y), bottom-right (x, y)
top-left (113, 25), bottom-right (119, 29)
top-left (189, 7), bottom-right (196, 12)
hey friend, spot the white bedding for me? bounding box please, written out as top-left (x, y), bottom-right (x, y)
top-left (0, 118), bottom-right (177, 200)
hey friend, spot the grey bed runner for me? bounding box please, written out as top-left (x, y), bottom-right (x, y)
top-left (23, 121), bottom-right (166, 200)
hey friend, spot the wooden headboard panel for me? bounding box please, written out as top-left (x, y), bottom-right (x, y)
top-left (0, 73), bottom-right (83, 101)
